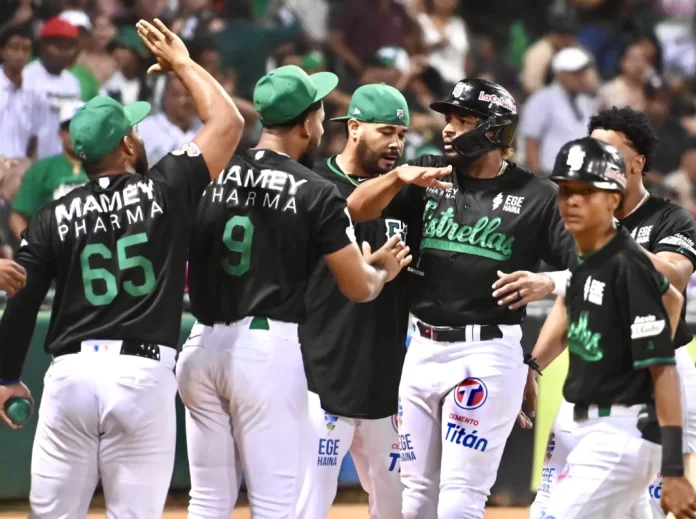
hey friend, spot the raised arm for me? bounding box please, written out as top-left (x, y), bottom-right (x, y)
top-left (136, 19), bottom-right (243, 180)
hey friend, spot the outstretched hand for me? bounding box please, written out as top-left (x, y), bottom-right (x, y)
top-left (396, 165), bottom-right (453, 190)
top-left (136, 18), bottom-right (190, 74)
top-left (363, 235), bottom-right (412, 282)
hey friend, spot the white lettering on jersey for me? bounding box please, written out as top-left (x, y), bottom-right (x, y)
top-left (634, 226), bottom-right (652, 244)
top-left (344, 207), bottom-right (356, 243)
top-left (502, 195), bottom-right (524, 214)
top-left (55, 179), bottom-right (163, 241)
top-left (631, 315), bottom-right (666, 339)
top-left (583, 276), bottom-right (605, 306)
top-left (426, 186), bottom-right (458, 199)
top-left (492, 192), bottom-right (503, 210)
top-left (658, 234), bottom-right (696, 257)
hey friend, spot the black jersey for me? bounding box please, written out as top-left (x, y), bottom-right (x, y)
top-left (391, 155), bottom-right (576, 327)
top-left (0, 149), bottom-right (210, 381)
top-left (619, 194), bottom-right (696, 348)
top-left (564, 228), bottom-right (675, 408)
top-left (299, 156), bottom-right (409, 419)
top-left (188, 149), bottom-right (355, 325)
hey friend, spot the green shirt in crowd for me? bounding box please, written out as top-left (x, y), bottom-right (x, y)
top-left (12, 154), bottom-right (88, 217)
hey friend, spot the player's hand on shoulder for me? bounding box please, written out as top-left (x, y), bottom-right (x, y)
top-left (492, 270), bottom-right (555, 310)
top-left (0, 259), bottom-right (26, 297)
top-left (395, 164), bottom-right (453, 190)
top-left (136, 18), bottom-right (190, 74)
top-left (661, 476), bottom-right (696, 518)
top-left (0, 382), bottom-right (33, 429)
top-left (362, 235), bottom-right (412, 282)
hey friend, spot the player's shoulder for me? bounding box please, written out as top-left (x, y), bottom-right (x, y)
top-left (407, 154), bottom-right (448, 168)
top-left (649, 194), bottom-right (694, 223)
top-left (311, 156), bottom-right (337, 183)
top-left (508, 162), bottom-right (558, 192)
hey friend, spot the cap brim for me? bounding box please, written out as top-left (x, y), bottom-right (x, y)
top-left (124, 101), bottom-right (151, 126)
top-left (430, 100), bottom-right (480, 116)
top-left (329, 115), bottom-right (351, 122)
top-left (310, 71), bottom-right (339, 103)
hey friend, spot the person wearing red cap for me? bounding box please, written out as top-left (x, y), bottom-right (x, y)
top-left (22, 16), bottom-right (83, 159)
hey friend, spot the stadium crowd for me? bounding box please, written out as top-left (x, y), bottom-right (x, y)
top-left (0, 0), bottom-right (695, 258)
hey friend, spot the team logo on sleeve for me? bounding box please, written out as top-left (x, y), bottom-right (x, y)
top-left (344, 208), bottom-right (356, 243)
top-left (172, 142), bottom-right (201, 157)
top-left (658, 234), bottom-right (696, 256)
top-left (454, 378), bottom-right (488, 410)
top-left (631, 315), bottom-right (666, 339)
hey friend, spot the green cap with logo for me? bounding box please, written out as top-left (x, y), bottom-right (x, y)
top-left (331, 83), bottom-right (410, 126)
top-left (253, 65), bottom-right (339, 126)
top-left (70, 96), bottom-right (151, 162)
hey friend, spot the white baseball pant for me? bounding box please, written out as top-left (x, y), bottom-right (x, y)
top-left (29, 342), bottom-right (178, 519)
top-left (296, 391), bottom-right (403, 519)
top-left (399, 322), bottom-right (527, 519)
top-left (176, 318), bottom-right (309, 519)
top-left (530, 347), bottom-right (696, 519)
top-left (542, 406), bottom-right (661, 519)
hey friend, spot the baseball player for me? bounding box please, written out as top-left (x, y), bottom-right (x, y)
top-left (347, 78), bottom-right (576, 518)
top-left (178, 65), bottom-right (421, 519)
top-left (520, 107), bottom-right (696, 519)
top-left (529, 136), bottom-right (696, 518)
top-left (0, 20), bottom-right (243, 518)
top-left (296, 83), bottom-right (412, 519)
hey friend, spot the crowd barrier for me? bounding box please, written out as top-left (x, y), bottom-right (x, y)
top-left (1, 305), bottom-right (694, 505)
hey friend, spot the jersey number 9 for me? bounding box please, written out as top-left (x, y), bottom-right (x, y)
top-left (80, 233), bottom-right (156, 306)
top-left (222, 215), bottom-right (254, 276)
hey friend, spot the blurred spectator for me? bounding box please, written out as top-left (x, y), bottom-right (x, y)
top-left (0, 0), bottom-right (32, 31)
top-left (328, 0), bottom-right (420, 77)
top-left (597, 37), bottom-right (651, 112)
top-left (521, 9), bottom-right (579, 95)
top-left (665, 137), bottom-right (696, 212)
top-left (74, 13), bottom-right (117, 84)
top-left (171, 0), bottom-right (225, 39)
top-left (646, 86), bottom-right (688, 175)
top-left (100, 26), bottom-right (151, 105)
top-left (22, 17), bottom-right (83, 159)
top-left (10, 101), bottom-right (87, 241)
top-left (285, 0), bottom-right (329, 46)
top-left (138, 75), bottom-right (201, 165)
top-left (112, 0), bottom-right (168, 27)
top-left (416, 0), bottom-right (470, 90)
top-left (59, 10), bottom-right (100, 101)
top-left (520, 47), bottom-right (597, 176)
top-left (0, 22), bottom-right (48, 159)
top-left (217, 1), bottom-right (299, 99)
top-left (297, 50), bottom-right (351, 115)
top-left (0, 156), bottom-right (29, 257)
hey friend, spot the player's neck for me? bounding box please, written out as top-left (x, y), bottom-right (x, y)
top-left (256, 133), bottom-right (301, 162)
top-left (336, 149), bottom-right (369, 177)
top-left (465, 153), bottom-right (504, 179)
top-left (614, 182), bottom-right (648, 220)
top-left (575, 224), bottom-right (617, 257)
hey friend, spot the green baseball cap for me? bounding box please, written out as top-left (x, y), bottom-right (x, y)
top-left (70, 95), bottom-right (151, 162)
top-left (253, 65), bottom-right (338, 126)
top-left (331, 84), bottom-right (410, 126)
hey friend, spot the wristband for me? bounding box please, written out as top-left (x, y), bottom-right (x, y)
top-left (661, 426), bottom-right (684, 477)
top-left (547, 270), bottom-right (571, 297)
top-left (0, 378), bottom-right (20, 386)
top-left (524, 354), bottom-right (542, 376)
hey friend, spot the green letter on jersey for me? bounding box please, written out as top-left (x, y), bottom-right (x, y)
top-left (568, 311), bottom-right (603, 362)
top-left (80, 232), bottom-right (156, 306)
top-left (222, 215), bottom-right (254, 276)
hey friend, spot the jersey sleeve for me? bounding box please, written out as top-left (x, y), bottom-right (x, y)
top-left (650, 205), bottom-right (696, 271)
top-left (147, 143), bottom-right (211, 216)
top-left (0, 209), bottom-right (56, 382)
top-left (621, 259), bottom-right (676, 369)
top-left (313, 184), bottom-right (357, 255)
top-left (12, 160), bottom-right (46, 217)
top-left (536, 192), bottom-right (576, 269)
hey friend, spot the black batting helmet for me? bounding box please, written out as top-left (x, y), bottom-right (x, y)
top-left (430, 78), bottom-right (518, 159)
top-left (550, 137), bottom-right (627, 194)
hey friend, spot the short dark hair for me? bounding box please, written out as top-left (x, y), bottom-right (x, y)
top-left (189, 34), bottom-right (219, 63)
top-left (0, 22), bottom-right (33, 48)
top-left (588, 106), bottom-right (658, 172)
top-left (263, 100), bottom-right (322, 130)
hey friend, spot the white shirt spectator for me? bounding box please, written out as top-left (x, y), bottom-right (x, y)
top-left (0, 67), bottom-right (48, 159)
top-left (22, 60), bottom-right (82, 159)
top-left (520, 81), bottom-right (597, 174)
top-left (100, 71), bottom-right (144, 107)
top-left (138, 112), bottom-right (202, 165)
top-left (417, 12), bottom-right (469, 85)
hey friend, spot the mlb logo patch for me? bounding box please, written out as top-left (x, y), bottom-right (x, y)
top-left (396, 109), bottom-right (404, 119)
top-left (454, 378), bottom-right (488, 410)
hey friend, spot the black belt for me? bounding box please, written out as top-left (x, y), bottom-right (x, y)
top-left (56, 340), bottom-right (162, 361)
top-left (416, 322), bottom-right (503, 343)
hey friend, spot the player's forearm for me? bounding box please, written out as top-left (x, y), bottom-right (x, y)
top-left (650, 364), bottom-right (685, 476)
top-left (347, 170), bottom-right (405, 222)
top-left (531, 295), bottom-right (568, 371)
top-left (662, 285), bottom-right (684, 339)
top-left (361, 265), bottom-right (389, 302)
top-left (648, 250), bottom-right (692, 293)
